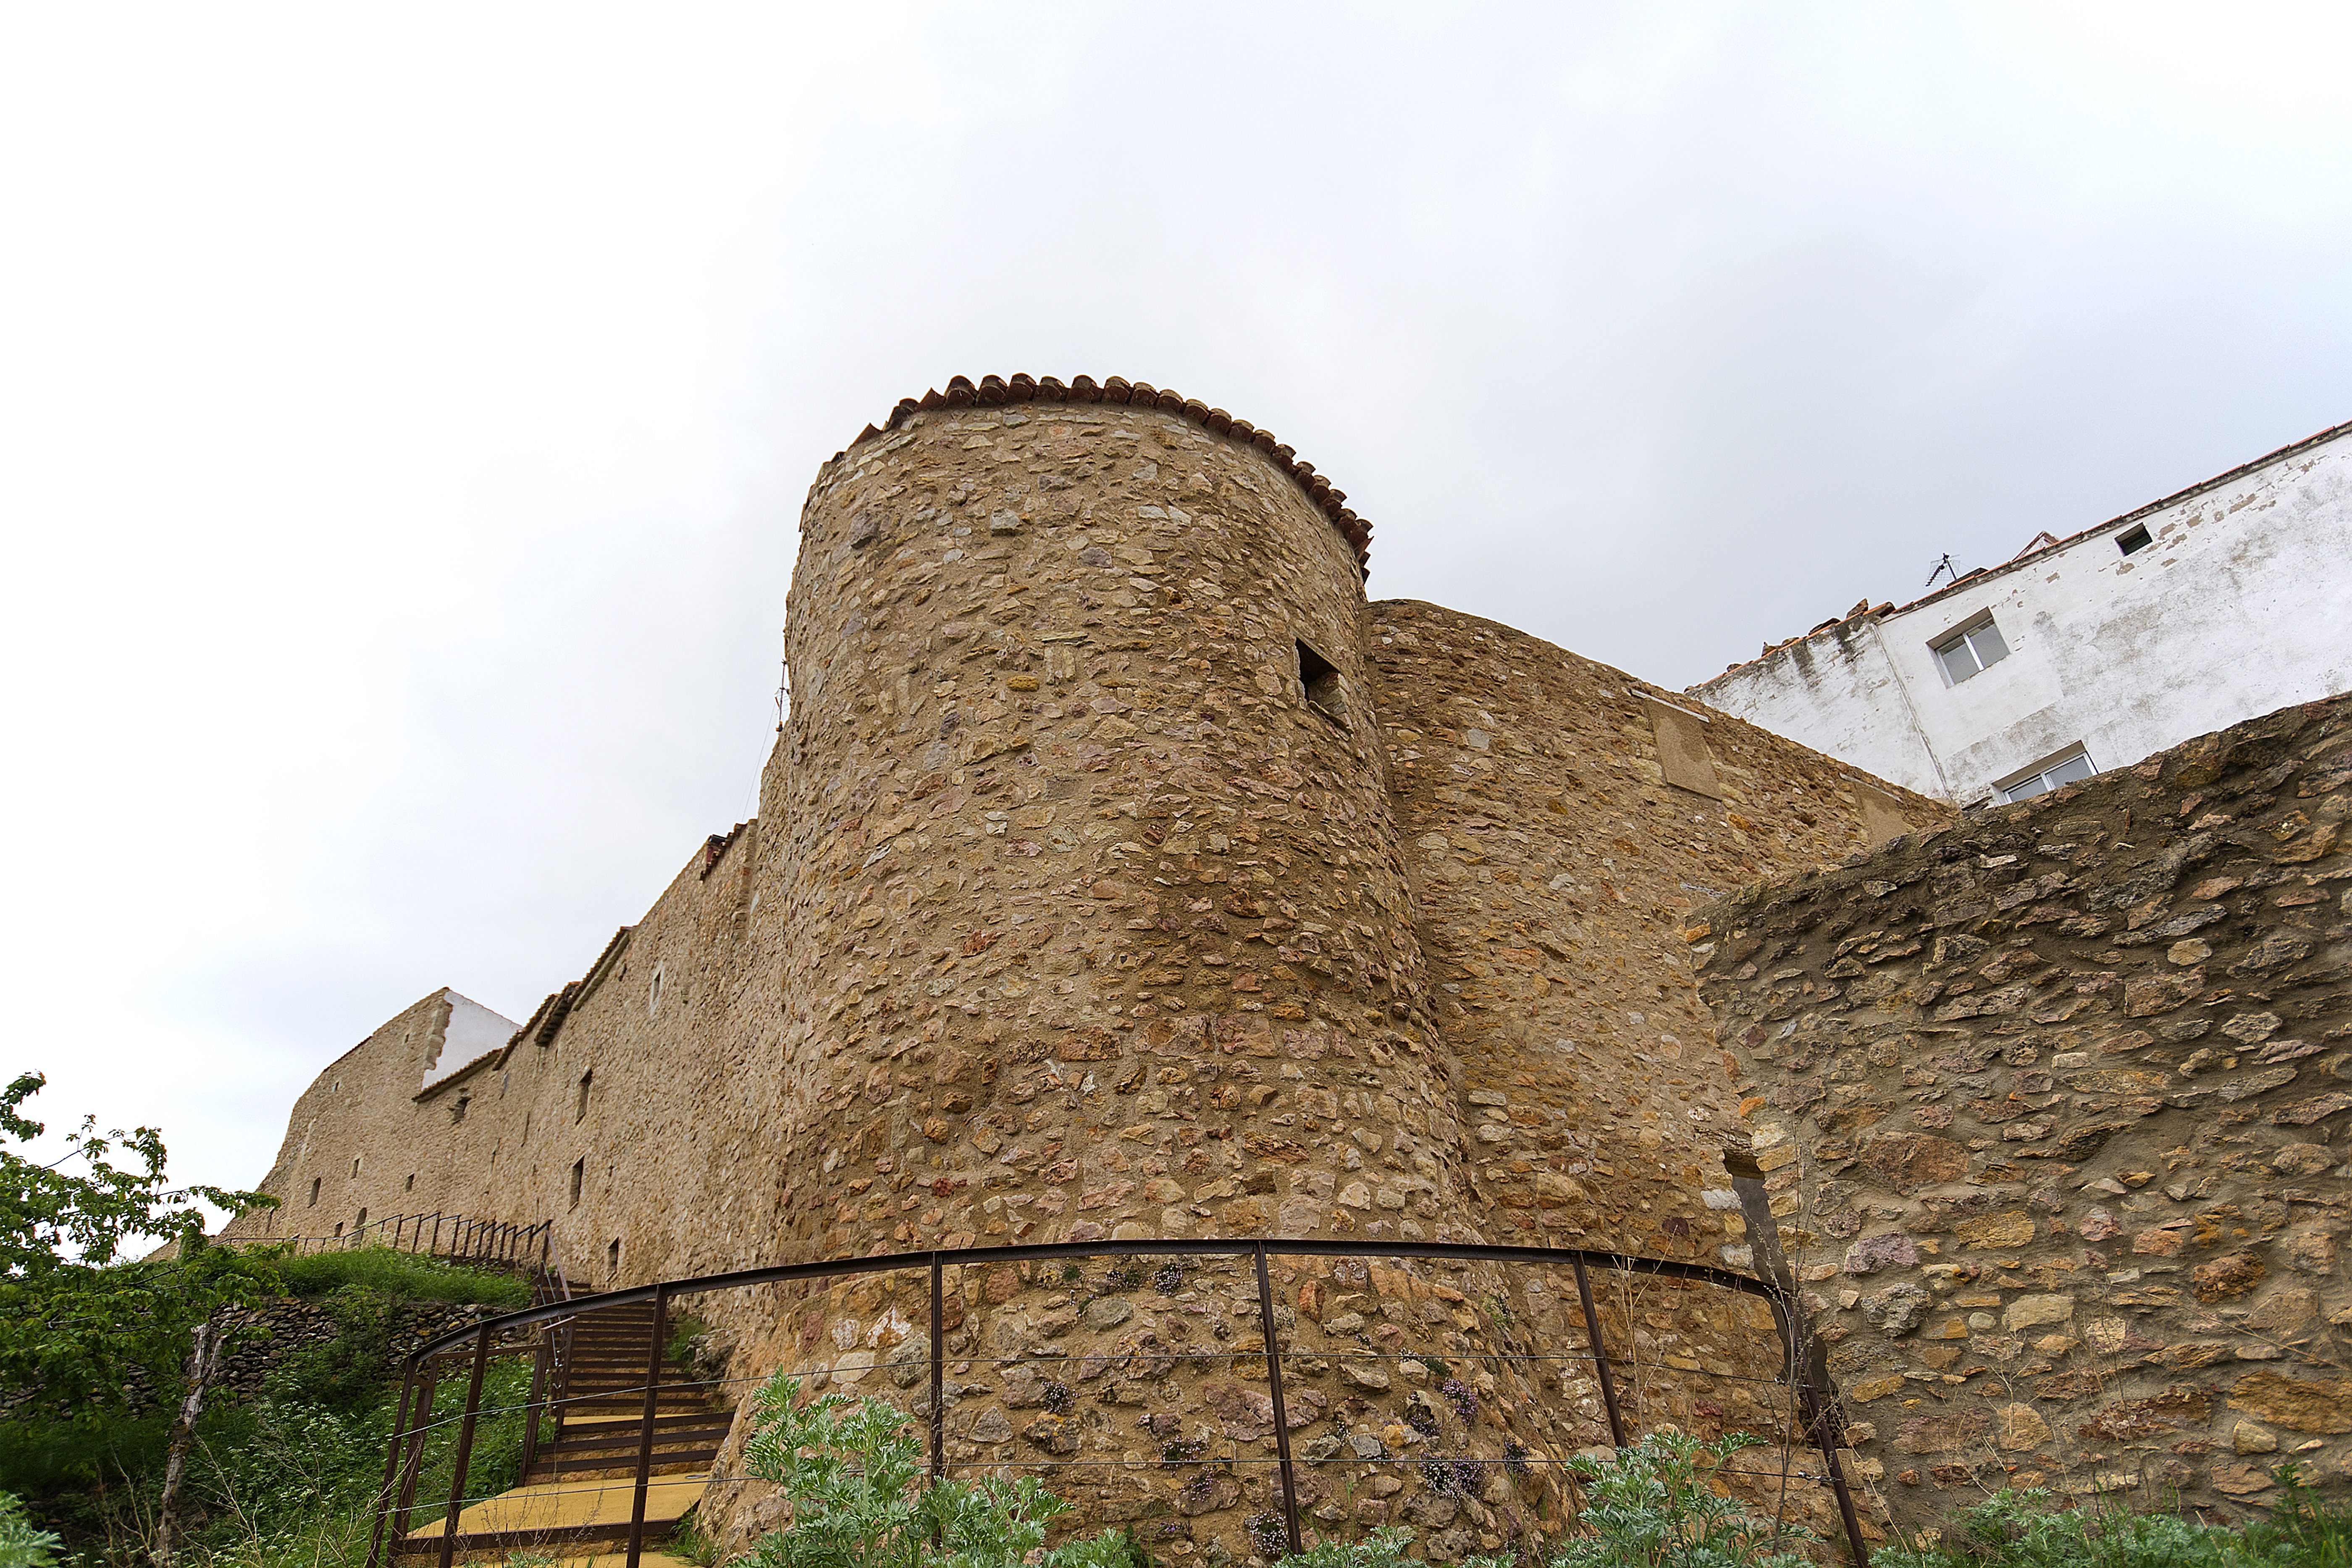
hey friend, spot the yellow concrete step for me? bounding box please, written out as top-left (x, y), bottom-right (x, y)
top-left (404, 1472), bottom-right (709, 1538)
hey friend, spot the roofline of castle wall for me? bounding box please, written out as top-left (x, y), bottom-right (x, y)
top-left (836, 374), bottom-right (1373, 575)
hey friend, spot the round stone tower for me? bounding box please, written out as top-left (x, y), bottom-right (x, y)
top-left (760, 375), bottom-right (1477, 1256)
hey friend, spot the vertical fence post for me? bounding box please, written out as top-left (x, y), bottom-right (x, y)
top-left (364, 1358), bottom-right (423, 1568)
top-left (431, 1213), bottom-right (442, 1256)
top-left (1725, 1146), bottom-right (1869, 1568)
top-left (928, 1255), bottom-right (946, 1489)
top-left (1570, 1256), bottom-right (1628, 1447)
top-left (520, 1334), bottom-right (552, 1482)
top-left (626, 1284), bottom-right (668, 1568)
top-left (1252, 1244), bottom-right (1303, 1558)
top-left (391, 1361), bottom-right (439, 1543)
top-left (436, 1327), bottom-right (494, 1568)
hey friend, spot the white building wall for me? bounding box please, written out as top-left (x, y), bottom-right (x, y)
top-left (1693, 423), bottom-right (2352, 805)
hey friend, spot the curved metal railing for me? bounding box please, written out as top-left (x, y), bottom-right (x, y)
top-left (366, 1236), bottom-right (1868, 1568)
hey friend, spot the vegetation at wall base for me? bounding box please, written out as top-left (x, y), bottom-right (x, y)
top-left (1877, 1475), bottom-right (2352, 1568)
top-left (0, 1245), bottom-right (531, 1564)
top-left (267, 1246), bottom-right (532, 1308)
top-left (740, 1374), bottom-right (1150, 1568)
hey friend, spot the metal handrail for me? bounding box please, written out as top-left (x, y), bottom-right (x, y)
top-left (365, 1236), bottom-right (1869, 1568)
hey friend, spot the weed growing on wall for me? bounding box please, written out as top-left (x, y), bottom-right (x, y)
top-left (1554, 1431), bottom-right (1819, 1568)
top-left (740, 1374), bottom-right (1146, 1568)
top-left (1272, 1523), bottom-right (1510, 1568)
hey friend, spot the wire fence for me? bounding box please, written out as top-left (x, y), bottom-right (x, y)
top-left (368, 1238), bottom-right (1868, 1568)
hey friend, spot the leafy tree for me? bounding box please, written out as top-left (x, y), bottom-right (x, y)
top-left (740, 1374), bottom-right (1144, 1568)
top-left (0, 1071), bottom-right (279, 1419)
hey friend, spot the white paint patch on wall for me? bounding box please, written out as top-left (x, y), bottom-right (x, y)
top-left (418, 989), bottom-right (521, 1092)
top-left (1693, 425), bottom-right (2352, 804)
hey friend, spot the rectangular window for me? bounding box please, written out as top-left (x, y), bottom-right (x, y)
top-left (570, 1158), bottom-right (585, 1210)
top-left (2000, 746), bottom-right (2096, 803)
top-left (1932, 616), bottom-right (2010, 684)
top-left (575, 1070), bottom-right (593, 1123)
top-left (309, 1177), bottom-right (321, 1207)
top-left (2116, 524), bottom-right (2152, 555)
top-left (1297, 640), bottom-right (1344, 725)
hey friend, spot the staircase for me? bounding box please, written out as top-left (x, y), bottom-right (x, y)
top-left (392, 1293), bottom-right (727, 1566)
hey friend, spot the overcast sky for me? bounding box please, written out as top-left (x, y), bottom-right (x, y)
top-left (5, 5), bottom-right (2349, 1236)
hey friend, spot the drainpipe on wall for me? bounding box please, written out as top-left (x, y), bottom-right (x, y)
top-left (1866, 616), bottom-right (1958, 803)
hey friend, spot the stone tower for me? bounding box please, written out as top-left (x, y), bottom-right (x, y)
top-left (763, 374), bottom-right (1479, 1256)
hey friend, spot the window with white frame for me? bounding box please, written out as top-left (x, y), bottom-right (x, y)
top-left (1932, 616), bottom-right (2010, 684)
top-left (2000, 746), bottom-right (2095, 803)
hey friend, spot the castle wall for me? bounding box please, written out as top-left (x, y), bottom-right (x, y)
top-left (221, 989), bottom-right (525, 1243)
top-left (1694, 693), bottom-right (2352, 1525)
top-left (218, 380), bottom-right (2014, 1560)
top-left (1370, 602), bottom-right (1950, 1264)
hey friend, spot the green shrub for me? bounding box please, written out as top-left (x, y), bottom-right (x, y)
top-left (1876, 1470), bottom-right (2352, 1568)
top-left (268, 1246), bottom-right (531, 1307)
top-left (740, 1374), bottom-right (1146, 1568)
top-left (1551, 1430), bottom-right (1817, 1568)
top-left (0, 1493), bottom-right (60, 1568)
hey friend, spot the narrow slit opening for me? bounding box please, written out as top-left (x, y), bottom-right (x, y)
top-left (1297, 640), bottom-right (1344, 726)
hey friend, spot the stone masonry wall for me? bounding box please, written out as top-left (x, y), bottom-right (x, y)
top-left (1694, 693), bottom-right (2352, 1529)
top-left (1371, 600), bottom-right (1949, 1258)
top-left (216, 380), bottom-right (1971, 1563)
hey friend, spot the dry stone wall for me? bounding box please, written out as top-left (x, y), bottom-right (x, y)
top-left (1695, 693), bottom-right (2352, 1527)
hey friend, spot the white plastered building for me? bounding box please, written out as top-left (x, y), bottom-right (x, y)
top-left (1690, 419), bottom-right (2352, 807)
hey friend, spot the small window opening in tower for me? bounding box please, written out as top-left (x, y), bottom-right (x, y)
top-left (355, 1207), bottom-right (367, 1234)
top-left (1297, 640), bottom-right (1344, 725)
top-left (570, 1158), bottom-right (585, 1209)
top-left (649, 965), bottom-right (664, 1015)
top-left (606, 1237), bottom-right (621, 1276)
top-left (351, 1156), bottom-right (361, 1177)
top-left (333, 1222), bottom-right (344, 1239)
top-left (452, 1093), bottom-right (469, 1124)
top-left (2116, 524), bottom-right (2152, 555)
top-left (575, 1069), bottom-right (593, 1123)
top-left (405, 1173), bottom-right (415, 1193)
top-left (309, 1177), bottom-right (321, 1207)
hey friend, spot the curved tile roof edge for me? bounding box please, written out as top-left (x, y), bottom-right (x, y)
top-left (1690, 412), bottom-right (2352, 692)
top-left (834, 374), bottom-right (1372, 572)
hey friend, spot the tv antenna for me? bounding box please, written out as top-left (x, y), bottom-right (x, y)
top-left (1924, 553), bottom-right (1959, 589)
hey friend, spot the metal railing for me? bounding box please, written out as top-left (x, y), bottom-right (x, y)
top-left (216, 1212), bottom-right (553, 1268)
top-left (366, 1238), bottom-right (1869, 1568)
